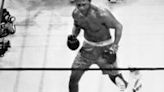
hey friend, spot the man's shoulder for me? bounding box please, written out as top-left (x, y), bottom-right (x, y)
top-left (72, 8), bottom-right (80, 19)
top-left (92, 5), bottom-right (111, 18)
top-left (99, 8), bottom-right (111, 18)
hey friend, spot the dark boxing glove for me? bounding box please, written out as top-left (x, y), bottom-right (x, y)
top-left (102, 49), bottom-right (116, 64)
top-left (67, 35), bottom-right (80, 50)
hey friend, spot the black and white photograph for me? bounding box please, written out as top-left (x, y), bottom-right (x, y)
top-left (0, 0), bottom-right (164, 92)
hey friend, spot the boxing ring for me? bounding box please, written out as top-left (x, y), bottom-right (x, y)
top-left (0, 0), bottom-right (164, 92)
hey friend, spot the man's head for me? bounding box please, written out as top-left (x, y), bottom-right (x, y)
top-left (75, 0), bottom-right (91, 12)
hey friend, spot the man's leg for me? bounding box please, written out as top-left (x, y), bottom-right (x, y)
top-left (99, 51), bottom-right (128, 91)
top-left (108, 73), bottom-right (128, 91)
top-left (69, 52), bottom-right (91, 92)
top-left (69, 69), bottom-right (85, 92)
top-left (108, 70), bottom-right (142, 92)
top-left (100, 47), bottom-right (142, 92)
top-left (98, 62), bottom-right (127, 91)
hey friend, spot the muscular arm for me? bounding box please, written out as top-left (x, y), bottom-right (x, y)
top-left (101, 9), bottom-right (123, 45)
top-left (72, 9), bottom-right (81, 38)
top-left (67, 10), bottom-right (81, 51)
top-left (72, 21), bottom-right (81, 37)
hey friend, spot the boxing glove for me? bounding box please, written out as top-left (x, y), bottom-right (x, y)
top-left (67, 35), bottom-right (80, 50)
top-left (102, 49), bottom-right (116, 64)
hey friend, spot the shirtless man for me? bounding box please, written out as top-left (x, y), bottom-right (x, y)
top-left (67, 0), bottom-right (141, 92)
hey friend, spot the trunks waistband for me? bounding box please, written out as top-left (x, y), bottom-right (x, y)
top-left (84, 39), bottom-right (113, 47)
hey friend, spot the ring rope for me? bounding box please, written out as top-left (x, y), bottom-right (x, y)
top-left (0, 67), bottom-right (164, 71)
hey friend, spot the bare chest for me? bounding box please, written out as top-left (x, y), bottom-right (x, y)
top-left (75, 12), bottom-right (105, 32)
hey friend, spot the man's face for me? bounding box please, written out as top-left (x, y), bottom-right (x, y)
top-left (75, 0), bottom-right (90, 12)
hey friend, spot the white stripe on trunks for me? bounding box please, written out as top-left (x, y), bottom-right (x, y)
top-left (84, 38), bottom-right (113, 47)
